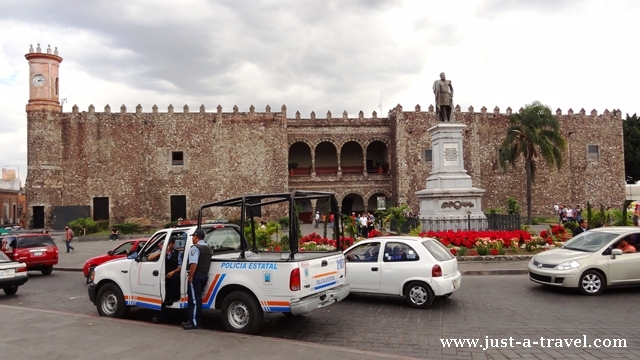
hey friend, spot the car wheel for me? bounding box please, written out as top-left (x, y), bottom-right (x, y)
top-left (579, 270), bottom-right (605, 295)
top-left (3, 286), bottom-right (18, 296)
top-left (86, 266), bottom-right (96, 284)
top-left (221, 291), bottom-right (263, 334)
top-left (41, 265), bottom-right (53, 275)
top-left (96, 283), bottom-right (129, 318)
top-left (405, 281), bottom-right (435, 309)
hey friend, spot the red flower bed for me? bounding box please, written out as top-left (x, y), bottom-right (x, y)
top-left (299, 232), bottom-right (354, 250)
top-left (419, 230), bottom-right (532, 249)
top-left (450, 248), bottom-right (458, 256)
top-left (490, 249), bottom-right (499, 256)
top-left (368, 229), bottom-right (382, 238)
top-left (551, 224), bottom-right (566, 236)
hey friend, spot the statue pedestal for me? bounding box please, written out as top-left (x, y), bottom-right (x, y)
top-left (415, 123), bottom-right (487, 231)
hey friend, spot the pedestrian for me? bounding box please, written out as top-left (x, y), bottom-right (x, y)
top-left (566, 206), bottom-right (575, 223)
top-left (110, 227), bottom-right (119, 241)
top-left (553, 203), bottom-right (559, 216)
top-left (573, 219), bottom-right (588, 235)
top-left (329, 213), bottom-right (334, 228)
top-left (64, 226), bottom-right (75, 253)
top-left (314, 211), bottom-right (320, 228)
top-left (151, 237), bottom-right (183, 324)
top-left (359, 214), bottom-right (368, 238)
top-left (575, 205), bottom-right (582, 222)
top-left (183, 228), bottom-right (212, 330)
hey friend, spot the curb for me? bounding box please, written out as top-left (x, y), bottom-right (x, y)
top-left (55, 267), bottom-right (83, 272)
top-left (460, 269), bottom-right (528, 276)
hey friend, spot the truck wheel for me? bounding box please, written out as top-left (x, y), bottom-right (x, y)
top-left (404, 281), bottom-right (435, 309)
top-left (3, 286), bottom-right (18, 295)
top-left (221, 291), bottom-right (263, 334)
top-left (96, 283), bottom-right (129, 318)
top-left (41, 266), bottom-right (53, 275)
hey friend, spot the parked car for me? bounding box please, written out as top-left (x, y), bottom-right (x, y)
top-left (529, 227), bottom-right (640, 295)
top-left (0, 251), bottom-right (28, 295)
top-left (343, 236), bottom-right (461, 308)
top-left (0, 233), bottom-right (58, 275)
top-left (83, 239), bottom-right (147, 282)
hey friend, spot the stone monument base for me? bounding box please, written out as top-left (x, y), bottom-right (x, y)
top-left (416, 122), bottom-right (487, 231)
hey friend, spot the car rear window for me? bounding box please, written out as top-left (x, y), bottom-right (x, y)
top-left (422, 239), bottom-right (455, 261)
top-left (17, 236), bottom-right (56, 248)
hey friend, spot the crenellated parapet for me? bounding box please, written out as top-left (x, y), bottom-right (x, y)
top-left (391, 104), bottom-right (623, 120)
top-left (66, 104), bottom-right (288, 120)
top-left (287, 109), bottom-right (387, 124)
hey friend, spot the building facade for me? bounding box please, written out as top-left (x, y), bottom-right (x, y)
top-left (24, 47), bottom-right (626, 228)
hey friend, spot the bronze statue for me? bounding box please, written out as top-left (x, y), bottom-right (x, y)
top-left (433, 72), bottom-right (454, 122)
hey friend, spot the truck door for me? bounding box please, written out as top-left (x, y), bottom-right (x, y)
top-left (129, 232), bottom-right (167, 306)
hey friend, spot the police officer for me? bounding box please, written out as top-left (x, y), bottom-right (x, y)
top-left (151, 237), bottom-right (183, 324)
top-left (182, 228), bottom-right (212, 330)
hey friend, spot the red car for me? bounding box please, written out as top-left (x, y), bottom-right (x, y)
top-left (0, 233), bottom-right (59, 275)
top-left (83, 239), bottom-right (147, 281)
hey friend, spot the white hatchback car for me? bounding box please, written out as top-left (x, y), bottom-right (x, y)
top-left (343, 236), bottom-right (461, 308)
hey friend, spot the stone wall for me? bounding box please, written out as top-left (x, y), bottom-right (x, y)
top-left (27, 105), bottom-right (289, 227)
top-left (26, 102), bottom-right (625, 227)
top-left (389, 105), bottom-right (625, 215)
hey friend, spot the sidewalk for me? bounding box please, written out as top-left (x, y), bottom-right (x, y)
top-left (0, 305), bottom-right (416, 360)
top-left (50, 223), bottom-right (530, 275)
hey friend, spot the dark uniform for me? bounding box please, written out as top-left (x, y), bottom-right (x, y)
top-left (184, 228), bottom-right (212, 330)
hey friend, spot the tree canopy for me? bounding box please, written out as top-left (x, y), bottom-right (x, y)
top-left (499, 101), bottom-right (567, 224)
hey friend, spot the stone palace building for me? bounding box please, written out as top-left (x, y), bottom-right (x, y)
top-left (24, 46), bottom-right (625, 228)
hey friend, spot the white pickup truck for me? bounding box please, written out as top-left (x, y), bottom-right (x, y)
top-left (88, 191), bottom-right (350, 334)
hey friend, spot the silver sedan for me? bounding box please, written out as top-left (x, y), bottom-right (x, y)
top-left (528, 227), bottom-right (640, 295)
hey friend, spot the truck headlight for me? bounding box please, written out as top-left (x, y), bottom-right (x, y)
top-left (89, 271), bottom-right (96, 283)
top-left (554, 260), bottom-right (580, 270)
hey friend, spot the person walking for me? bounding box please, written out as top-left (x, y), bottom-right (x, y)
top-left (183, 228), bottom-right (212, 330)
top-left (314, 211), bottom-right (320, 228)
top-left (64, 226), bottom-right (75, 253)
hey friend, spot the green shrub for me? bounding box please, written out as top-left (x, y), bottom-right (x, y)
top-left (116, 222), bottom-right (140, 235)
top-left (68, 218), bottom-right (97, 236)
top-left (165, 221), bottom-right (179, 228)
top-left (457, 247), bottom-right (468, 256)
top-left (278, 216), bottom-right (290, 230)
top-left (486, 208), bottom-right (504, 215)
top-left (564, 221), bottom-right (579, 234)
top-left (95, 220), bottom-right (110, 232)
top-left (506, 197), bottom-right (521, 214)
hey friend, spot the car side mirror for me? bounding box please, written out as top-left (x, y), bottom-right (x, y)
top-left (107, 250), bottom-right (114, 256)
top-left (611, 248), bottom-right (623, 258)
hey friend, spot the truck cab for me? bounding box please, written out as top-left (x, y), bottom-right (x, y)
top-left (88, 191), bottom-right (350, 334)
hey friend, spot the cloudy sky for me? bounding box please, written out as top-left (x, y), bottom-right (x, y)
top-left (1, 0), bottom-right (639, 185)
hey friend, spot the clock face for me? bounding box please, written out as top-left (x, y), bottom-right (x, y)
top-left (32, 74), bottom-right (46, 86)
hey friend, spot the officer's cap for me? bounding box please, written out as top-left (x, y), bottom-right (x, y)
top-left (191, 228), bottom-right (205, 239)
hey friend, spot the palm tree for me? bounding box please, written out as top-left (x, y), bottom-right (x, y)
top-left (499, 101), bottom-right (567, 225)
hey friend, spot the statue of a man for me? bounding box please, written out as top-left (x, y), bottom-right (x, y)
top-left (433, 72), bottom-right (454, 122)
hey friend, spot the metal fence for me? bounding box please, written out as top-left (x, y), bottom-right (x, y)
top-left (388, 213), bottom-right (520, 233)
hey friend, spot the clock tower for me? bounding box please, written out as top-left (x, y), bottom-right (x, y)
top-left (25, 43), bottom-right (63, 112)
top-left (25, 44), bottom-right (64, 229)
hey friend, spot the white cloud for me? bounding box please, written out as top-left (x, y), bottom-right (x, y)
top-left (0, 0), bottom-right (639, 185)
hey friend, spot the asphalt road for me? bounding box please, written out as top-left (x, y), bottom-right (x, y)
top-left (1, 271), bottom-right (638, 359)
